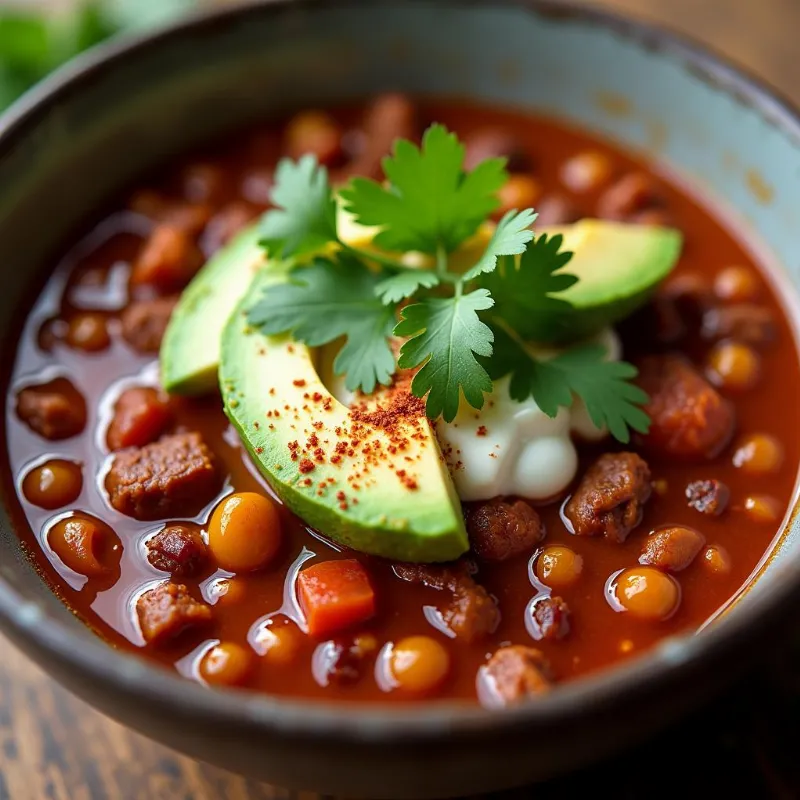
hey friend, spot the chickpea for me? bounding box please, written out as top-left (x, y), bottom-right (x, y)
top-left (212, 577), bottom-right (247, 606)
top-left (208, 492), bottom-right (282, 573)
top-left (259, 619), bottom-right (303, 666)
top-left (535, 545), bottom-right (584, 589)
top-left (613, 567), bottom-right (680, 622)
top-left (47, 515), bottom-right (121, 577)
top-left (702, 545), bottom-right (732, 575)
top-left (652, 479), bottom-right (669, 497)
top-left (22, 459), bottom-right (82, 509)
top-left (66, 313), bottom-right (110, 352)
top-left (732, 434), bottom-right (783, 475)
top-left (390, 636), bottom-right (450, 694)
top-left (714, 266), bottom-right (761, 303)
top-left (560, 150), bottom-right (613, 193)
top-left (743, 495), bottom-right (782, 524)
top-left (285, 111), bottom-right (343, 166)
top-left (706, 341), bottom-right (760, 392)
top-left (496, 175), bottom-right (542, 216)
top-left (632, 208), bottom-right (674, 227)
top-left (199, 642), bottom-right (254, 687)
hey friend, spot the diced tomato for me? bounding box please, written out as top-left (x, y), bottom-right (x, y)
top-left (106, 387), bottom-right (172, 451)
top-left (130, 224), bottom-right (203, 291)
top-left (297, 559), bottom-right (376, 637)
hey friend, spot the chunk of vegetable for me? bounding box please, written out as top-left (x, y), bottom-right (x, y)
top-left (297, 559), bottom-right (376, 637)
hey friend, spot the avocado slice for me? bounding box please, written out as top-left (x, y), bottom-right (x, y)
top-left (161, 211), bottom-right (381, 396)
top-left (161, 225), bottom-right (265, 394)
top-left (220, 269), bottom-right (469, 563)
top-left (515, 219), bottom-right (682, 343)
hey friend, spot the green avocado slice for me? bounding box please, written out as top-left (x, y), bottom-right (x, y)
top-left (161, 224), bottom-right (265, 394)
top-left (526, 219), bottom-right (683, 343)
top-left (219, 268), bottom-right (469, 563)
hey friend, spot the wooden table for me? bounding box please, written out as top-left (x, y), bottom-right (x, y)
top-left (3, 0), bottom-right (800, 797)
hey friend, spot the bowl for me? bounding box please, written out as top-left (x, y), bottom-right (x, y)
top-left (1, 1), bottom-right (799, 797)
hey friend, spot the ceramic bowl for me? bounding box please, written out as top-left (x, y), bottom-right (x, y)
top-left (0, 1), bottom-right (798, 797)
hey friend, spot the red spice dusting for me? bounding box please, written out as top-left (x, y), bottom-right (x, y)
top-left (255, 447), bottom-right (264, 454)
top-left (314, 447), bottom-right (325, 463)
top-left (335, 442), bottom-right (347, 454)
top-left (323, 398), bottom-right (333, 411)
top-left (302, 478), bottom-right (313, 487)
top-left (313, 421), bottom-right (323, 430)
top-left (293, 379), bottom-right (307, 387)
top-left (331, 455), bottom-right (342, 464)
top-left (288, 441), bottom-right (299, 452)
top-left (395, 468), bottom-right (418, 491)
top-left (299, 459), bottom-right (315, 474)
top-left (336, 491), bottom-right (346, 502)
top-left (312, 392), bottom-right (323, 403)
top-left (269, 388), bottom-right (275, 396)
top-left (268, 424), bottom-right (275, 430)
top-left (303, 393), bottom-right (310, 400)
top-left (254, 421), bottom-right (260, 430)
top-left (477, 425), bottom-right (488, 437)
top-left (307, 433), bottom-right (319, 448)
top-left (287, 344), bottom-right (295, 353)
top-left (274, 411), bottom-right (281, 418)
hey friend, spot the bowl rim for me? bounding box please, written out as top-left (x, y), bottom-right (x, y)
top-left (1, 0), bottom-right (799, 742)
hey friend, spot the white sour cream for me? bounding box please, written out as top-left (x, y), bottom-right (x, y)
top-left (325, 329), bottom-right (621, 502)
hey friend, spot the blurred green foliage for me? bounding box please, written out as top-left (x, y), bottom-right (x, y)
top-left (0, 0), bottom-right (198, 111)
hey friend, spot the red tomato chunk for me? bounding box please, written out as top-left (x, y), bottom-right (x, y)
top-left (297, 559), bottom-right (376, 638)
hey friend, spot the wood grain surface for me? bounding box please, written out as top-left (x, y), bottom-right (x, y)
top-left (2, 0), bottom-right (800, 798)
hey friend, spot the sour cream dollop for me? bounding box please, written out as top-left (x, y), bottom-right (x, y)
top-left (326, 328), bottom-right (621, 502)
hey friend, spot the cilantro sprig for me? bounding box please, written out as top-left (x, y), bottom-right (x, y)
top-left (246, 254), bottom-right (396, 394)
top-left (246, 123), bottom-right (650, 441)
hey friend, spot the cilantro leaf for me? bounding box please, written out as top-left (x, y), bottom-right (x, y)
top-left (462, 208), bottom-right (537, 281)
top-left (481, 233), bottom-right (578, 341)
top-left (395, 289), bottom-right (495, 421)
top-left (259, 155), bottom-right (338, 259)
top-left (374, 269), bottom-right (440, 304)
top-left (487, 325), bottom-right (650, 443)
top-left (247, 254), bottom-right (395, 394)
top-left (340, 124), bottom-right (506, 255)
